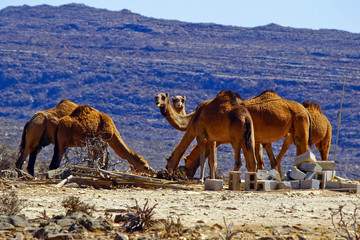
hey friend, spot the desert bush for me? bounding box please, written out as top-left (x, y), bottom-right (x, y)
top-left (0, 143), bottom-right (17, 170)
top-left (163, 215), bottom-right (183, 237)
top-left (0, 188), bottom-right (25, 216)
top-left (62, 196), bottom-right (95, 216)
top-left (156, 168), bottom-right (188, 181)
top-left (121, 200), bottom-right (158, 233)
top-left (330, 202), bottom-right (360, 240)
top-left (219, 217), bottom-right (241, 240)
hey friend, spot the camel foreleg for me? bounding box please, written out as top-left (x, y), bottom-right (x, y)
top-left (208, 141), bottom-right (217, 179)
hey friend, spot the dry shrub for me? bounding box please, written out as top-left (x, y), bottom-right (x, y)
top-left (62, 196), bottom-right (95, 216)
top-left (163, 215), bottom-right (183, 237)
top-left (0, 188), bottom-right (25, 216)
top-left (121, 200), bottom-right (158, 233)
top-left (0, 143), bottom-right (16, 170)
top-left (330, 202), bottom-right (360, 240)
top-left (156, 168), bottom-right (188, 181)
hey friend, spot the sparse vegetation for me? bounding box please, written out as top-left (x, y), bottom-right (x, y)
top-left (0, 143), bottom-right (16, 170)
top-left (156, 168), bottom-right (188, 181)
top-left (62, 196), bottom-right (95, 216)
top-left (121, 200), bottom-right (158, 233)
top-left (163, 215), bottom-right (184, 237)
top-left (330, 202), bottom-right (360, 240)
top-left (219, 217), bottom-right (241, 240)
top-left (0, 188), bottom-right (25, 216)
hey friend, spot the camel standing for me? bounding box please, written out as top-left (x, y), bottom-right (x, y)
top-left (50, 105), bottom-right (154, 174)
top-left (273, 101), bottom-right (331, 174)
top-left (166, 90), bottom-right (312, 179)
top-left (15, 99), bottom-right (78, 176)
top-left (171, 95), bottom-right (186, 115)
top-left (166, 90), bottom-right (257, 182)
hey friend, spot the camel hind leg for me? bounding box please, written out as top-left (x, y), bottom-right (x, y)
top-left (197, 137), bottom-right (207, 183)
top-left (208, 140), bottom-right (217, 179)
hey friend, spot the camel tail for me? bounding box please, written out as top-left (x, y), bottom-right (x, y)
top-left (244, 118), bottom-right (253, 150)
top-left (308, 113), bottom-right (313, 147)
top-left (18, 121), bottom-right (31, 157)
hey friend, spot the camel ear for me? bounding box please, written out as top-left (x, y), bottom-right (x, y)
top-left (171, 97), bottom-right (175, 101)
top-left (166, 93), bottom-right (169, 98)
top-left (183, 96), bottom-right (186, 101)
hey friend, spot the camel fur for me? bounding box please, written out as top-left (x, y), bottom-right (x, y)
top-left (166, 90), bottom-right (257, 182)
top-left (170, 90), bottom-right (312, 179)
top-left (16, 99), bottom-right (78, 176)
top-left (50, 105), bottom-right (154, 174)
top-left (273, 101), bottom-right (331, 174)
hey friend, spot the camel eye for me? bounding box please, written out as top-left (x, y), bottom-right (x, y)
top-left (162, 96), bottom-right (166, 100)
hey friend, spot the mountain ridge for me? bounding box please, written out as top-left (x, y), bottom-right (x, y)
top-left (0, 4), bottom-right (359, 178)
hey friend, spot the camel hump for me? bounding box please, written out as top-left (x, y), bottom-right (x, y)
top-left (70, 105), bottom-right (94, 117)
top-left (256, 89), bottom-right (279, 98)
top-left (302, 101), bottom-right (322, 113)
top-left (217, 90), bottom-right (243, 102)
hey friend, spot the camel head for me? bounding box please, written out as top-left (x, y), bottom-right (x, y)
top-left (154, 93), bottom-right (169, 108)
top-left (171, 95), bottom-right (186, 109)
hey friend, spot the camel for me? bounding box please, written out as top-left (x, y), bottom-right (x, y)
top-left (50, 104), bottom-right (154, 174)
top-left (15, 99), bottom-right (78, 176)
top-left (154, 93), bottom-right (194, 131)
top-left (171, 95), bottom-right (186, 115)
top-left (166, 90), bottom-right (257, 182)
top-left (272, 101), bottom-right (332, 174)
top-left (167, 90), bottom-right (312, 179)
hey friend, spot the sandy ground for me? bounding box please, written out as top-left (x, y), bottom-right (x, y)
top-left (5, 181), bottom-right (359, 239)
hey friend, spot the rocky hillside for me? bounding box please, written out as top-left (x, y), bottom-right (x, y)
top-left (0, 4), bottom-right (359, 178)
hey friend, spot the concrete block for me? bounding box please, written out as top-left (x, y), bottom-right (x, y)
top-left (340, 183), bottom-right (360, 193)
top-left (256, 180), bottom-right (278, 191)
top-left (257, 170), bottom-right (270, 180)
top-left (268, 169), bottom-right (281, 181)
top-left (322, 170), bottom-right (336, 181)
top-left (244, 172), bottom-right (257, 191)
top-left (289, 180), bottom-right (300, 189)
top-left (228, 171), bottom-right (241, 190)
top-left (316, 161), bottom-right (334, 170)
top-left (294, 151), bottom-right (316, 167)
top-left (278, 181), bottom-right (292, 190)
top-left (204, 179), bottom-right (223, 191)
top-left (314, 172), bottom-right (327, 189)
top-left (289, 166), bottom-right (306, 180)
top-left (325, 181), bottom-right (342, 189)
top-left (300, 162), bottom-right (322, 172)
top-left (301, 179), bottom-right (320, 189)
top-left (305, 171), bottom-right (316, 180)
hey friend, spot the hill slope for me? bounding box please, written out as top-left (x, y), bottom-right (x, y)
top-left (0, 4), bottom-right (359, 178)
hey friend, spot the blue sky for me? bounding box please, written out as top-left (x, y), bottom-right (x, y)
top-left (1, 0), bottom-right (359, 33)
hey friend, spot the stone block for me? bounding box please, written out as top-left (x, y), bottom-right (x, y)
top-left (294, 151), bottom-right (316, 167)
top-left (325, 181), bottom-right (342, 189)
top-left (316, 161), bottom-right (335, 170)
top-left (204, 179), bottom-right (223, 191)
top-left (256, 180), bottom-right (278, 191)
top-left (257, 170), bottom-right (270, 180)
top-left (341, 183), bottom-right (360, 193)
top-left (300, 162), bottom-right (322, 172)
top-left (289, 166), bottom-right (306, 180)
top-left (289, 180), bottom-right (300, 189)
top-left (278, 181), bottom-right (292, 190)
top-left (228, 171), bottom-right (241, 190)
top-left (244, 172), bottom-right (257, 191)
top-left (314, 172), bottom-right (327, 189)
top-left (301, 179), bottom-right (320, 189)
top-left (305, 171), bottom-right (316, 180)
top-left (268, 169), bottom-right (281, 180)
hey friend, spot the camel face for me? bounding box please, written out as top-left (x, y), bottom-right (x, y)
top-left (154, 93), bottom-right (167, 108)
top-left (172, 96), bottom-right (186, 109)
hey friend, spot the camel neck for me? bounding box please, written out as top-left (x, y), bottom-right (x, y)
top-left (161, 98), bottom-right (193, 131)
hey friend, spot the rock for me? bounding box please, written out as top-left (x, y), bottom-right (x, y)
top-left (9, 215), bottom-right (29, 228)
top-left (114, 232), bottom-right (129, 240)
top-left (0, 221), bottom-right (15, 231)
top-left (56, 218), bottom-right (77, 230)
top-left (47, 167), bottom-right (72, 179)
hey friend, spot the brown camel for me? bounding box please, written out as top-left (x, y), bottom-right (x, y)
top-left (171, 95), bottom-right (186, 115)
top-left (169, 90), bottom-right (312, 179)
top-left (273, 101), bottom-right (331, 174)
top-left (15, 99), bottom-right (78, 176)
top-left (154, 93), bottom-right (194, 131)
top-left (50, 105), bottom-right (154, 174)
top-left (166, 90), bottom-right (257, 182)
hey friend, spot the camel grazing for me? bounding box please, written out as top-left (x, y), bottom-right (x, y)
top-left (171, 95), bottom-right (186, 115)
top-left (154, 93), bottom-right (194, 131)
top-left (168, 90), bottom-right (312, 179)
top-left (166, 90), bottom-right (257, 182)
top-left (272, 101), bottom-right (331, 174)
top-left (50, 105), bottom-right (154, 174)
top-left (15, 99), bottom-right (78, 176)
